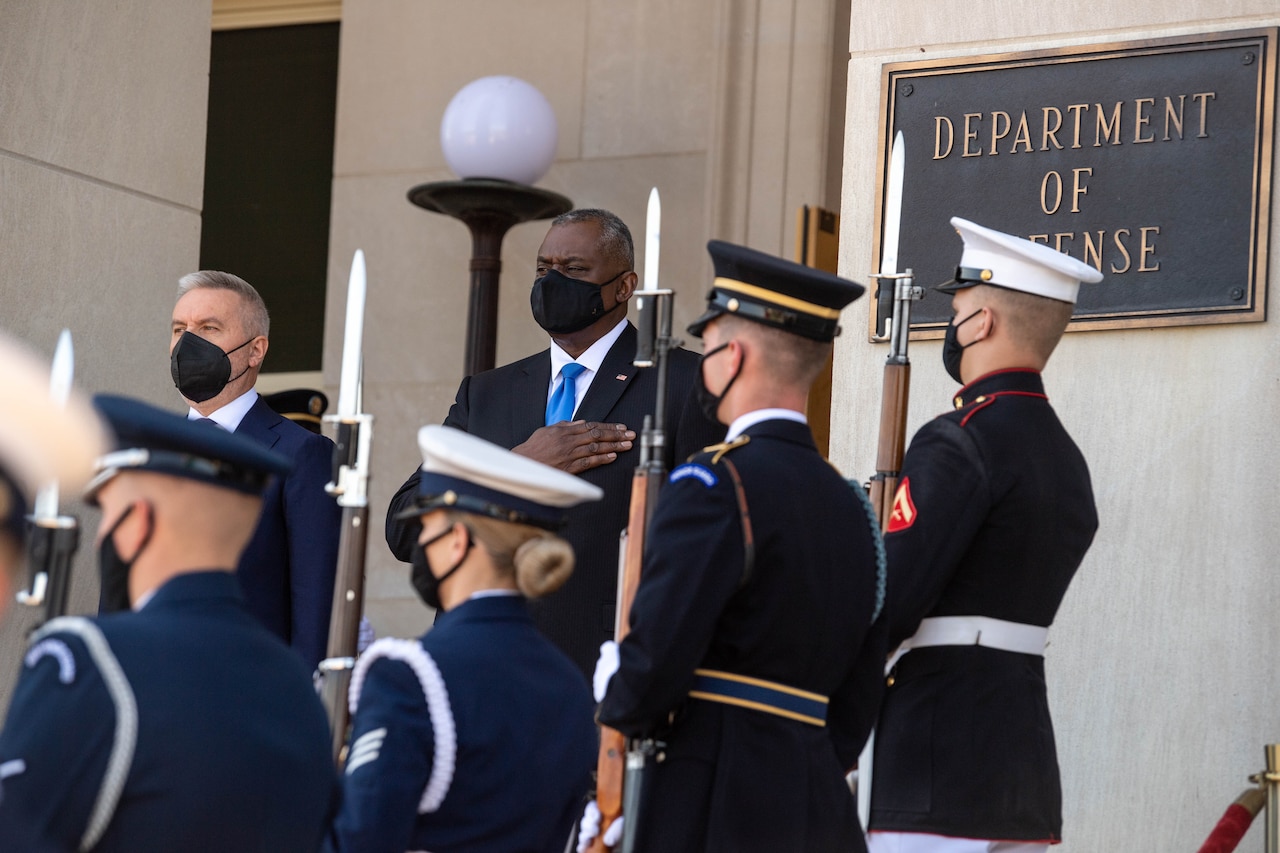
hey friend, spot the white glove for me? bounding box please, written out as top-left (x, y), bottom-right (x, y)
top-left (593, 640), bottom-right (619, 703)
top-left (357, 616), bottom-right (376, 654)
top-left (576, 800), bottom-right (624, 853)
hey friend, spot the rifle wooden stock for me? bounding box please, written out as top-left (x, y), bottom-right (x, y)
top-left (319, 417), bottom-right (372, 766)
top-left (869, 360), bottom-right (911, 529)
top-left (591, 465), bottom-right (660, 852)
top-left (319, 502), bottom-right (370, 763)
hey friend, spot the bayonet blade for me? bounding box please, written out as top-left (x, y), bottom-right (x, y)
top-left (643, 188), bottom-right (660, 293)
top-left (880, 131), bottom-right (904, 278)
top-left (336, 250), bottom-right (366, 418)
top-left (32, 330), bottom-right (73, 520)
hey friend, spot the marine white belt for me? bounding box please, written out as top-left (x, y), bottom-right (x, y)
top-left (886, 615), bottom-right (1048, 674)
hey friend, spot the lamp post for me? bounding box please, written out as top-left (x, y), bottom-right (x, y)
top-left (408, 76), bottom-right (572, 377)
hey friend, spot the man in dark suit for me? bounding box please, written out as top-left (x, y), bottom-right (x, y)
top-left (0, 395), bottom-right (336, 852)
top-left (866, 218), bottom-right (1102, 853)
top-left (590, 240), bottom-right (885, 852)
top-left (169, 271), bottom-right (341, 669)
top-left (386, 208), bottom-right (721, 678)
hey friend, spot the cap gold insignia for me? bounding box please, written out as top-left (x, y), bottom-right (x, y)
top-left (442, 490), bottom-right (457, 505)
top-left (726, 298), bottom-right (740, 312)
top-left (981, 269), bottom-right (993, 281)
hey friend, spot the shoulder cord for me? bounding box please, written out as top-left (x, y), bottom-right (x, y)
top-left (718, 457), bottom-right (755, 588)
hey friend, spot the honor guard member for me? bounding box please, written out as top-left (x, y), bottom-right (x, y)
top-left (866, 218), bottom-right (1102, 853)
top-left (0, 332), bottom-right (107, 853)
top-left (590, 241), bottom-right (888, 853)
top-left (327, 425), bottom-right (601, 853)
top-left (0, 395), bottom-right (337, 852)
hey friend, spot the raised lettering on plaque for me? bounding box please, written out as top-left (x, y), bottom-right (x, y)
top-left (871, 29), bottom-right (1275, 336)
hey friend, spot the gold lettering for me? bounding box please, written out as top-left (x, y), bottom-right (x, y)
top-left (1053, 232), bottom-right (1075, 252)
top-left (1082, 231), bottom-right (1105, 270)
top-left (1041, 107), bottom-right (1064, 151)
top-left (1133, 97), bottom-right (1155, 143)
top-left (1193, 92), bottom-right (1215, 138)
top-left (1163, 95), bottom-right (1185, 141)
top-left (1010, 111), bottom-right (1033, 153)
top-left (1111, 229), bottom-right (1132, 274)
top-left (1095, 102), bottom-right (1122, 146)
top-left (1138, 226), bottom-right (1160, 271)
top-left (1041, 171), bottom-right (1063, 215)
top-left (1066, 104), bottom-right (1089, 149)
top-left (963, 113), bottom-right (983, 157)
top-left (1071, 167), bottom-right (1092, 213)
top-left (989, 111), bottom-right (1011, 155)
top-left (933, 116), bottom-right (954, 160)
top-left (1028, 234), bottom-right (1050, 245)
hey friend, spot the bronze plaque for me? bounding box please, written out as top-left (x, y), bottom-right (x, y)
top-left (871, 29), bottom-right (1276, 337)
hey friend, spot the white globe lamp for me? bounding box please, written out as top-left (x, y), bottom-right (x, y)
top-left (440, 76), bottom-right (558, 185)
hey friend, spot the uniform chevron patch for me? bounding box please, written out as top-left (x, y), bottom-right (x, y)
top-left (887, 477), bottom-right (917, 533)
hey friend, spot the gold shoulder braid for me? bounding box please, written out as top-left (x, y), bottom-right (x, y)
top-left (703, 435), bottom-right (750, 465)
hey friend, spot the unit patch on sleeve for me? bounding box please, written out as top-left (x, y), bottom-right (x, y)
top-left (669, 463), bottom-right (718, 488)
top-left (887, 477), bottom-right (918, 533)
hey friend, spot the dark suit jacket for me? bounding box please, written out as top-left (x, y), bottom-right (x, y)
top-left (386, 323), bottom-right (723, 677)
top-left (235, 395), bottom-right (342, 669)
top-left (0, 572), bottom-right (336, 852)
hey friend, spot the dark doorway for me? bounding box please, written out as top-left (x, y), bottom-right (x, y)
top-left (200, 23), bottom-right (339, 373)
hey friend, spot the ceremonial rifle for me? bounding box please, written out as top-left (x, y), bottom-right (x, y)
top-left (859, 133), bottom-right (922, 829)
top-left (318, 250), bottom-right (373, 765)
top-left (17, 330), bottom-right (80, 625)
top-left (591, 189), bottom-right (673, 853)
top-left (867, 132), bottom-right (923, 531)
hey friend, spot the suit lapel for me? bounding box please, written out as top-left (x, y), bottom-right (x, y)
top-left (234, 396), bottom-right (284, 450)
top-left (577, 324), bottom-right (638, 423)
top-left (514, 351), bottom-right (552, 438)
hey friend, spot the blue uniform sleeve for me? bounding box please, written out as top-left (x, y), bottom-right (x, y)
top-left (284, 431), bottom-right (343, 667)
top-left (598, 460), bottom-right (744, 734)
top-left (325, 657), bottom-right (436, 853)
top-left (884, 417), bottom-right (991, 645)
top-left (0, 631), bottom-right (115, 851)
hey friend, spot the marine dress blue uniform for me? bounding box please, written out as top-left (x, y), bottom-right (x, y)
top-left (327, 593), bottom-right (596, 853)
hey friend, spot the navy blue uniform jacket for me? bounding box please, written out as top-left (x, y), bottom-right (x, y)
top-left (385, 323), bottom-right (722, 677)
top-left (236, 395), bottom-right (342, 669)
top-left (0, 571), bottom-right (337, 852)
top-left (598, 418), bottom-right (888, 853)
top-left (326, 594), bottom-right (596, 853)
top-left (870, 369), bottom-right (1098, 843)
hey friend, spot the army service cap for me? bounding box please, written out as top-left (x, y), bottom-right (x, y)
top-left (85, 395), bottom-right (292, 502)
top-left (938, 217), bottom-right (1104, 304)
top-left (0, 332), bottom-right (109, 541)
top-left (394, 425), bottom-right (602, 530)
top-left (687, 240), bottom-right (865, 342)
top-left (263, 388), bottom-right (328, 435)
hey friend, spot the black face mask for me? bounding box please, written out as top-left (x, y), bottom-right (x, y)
top-left (410, 524), bottom-right (472, 611)
top-left (694, 341), bottom-right (741, 424)
top-left (530, 268), bottom-right (623, 334)
top-left (98, 504), bottom-right (153, 614)
top-left (170, 331), bottom-right (254, 403)
top-left (941, 309), bottom-right (983, 385)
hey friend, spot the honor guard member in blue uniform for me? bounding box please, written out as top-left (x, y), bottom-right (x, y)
top-left (0, 332), bottom-right (107, 853)
top-left (866, 218), bottom-right (1102, 853)
top-left (589, 241), bottom-right (888, 853)
top-left (327, 425), bottom-right (601, 853)
top-left (0, 395), bottom-right (337, 853)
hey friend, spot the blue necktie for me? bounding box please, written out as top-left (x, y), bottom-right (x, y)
top-left (546, 363), bottom-right (586, 425)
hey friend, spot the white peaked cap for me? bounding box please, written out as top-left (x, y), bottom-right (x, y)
top-left (941, 216), bottom-right (1104, 304)
top-left (0, 331), bottom-right (109, 497)
top-left (401, 425), bottom-right (603, 529)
